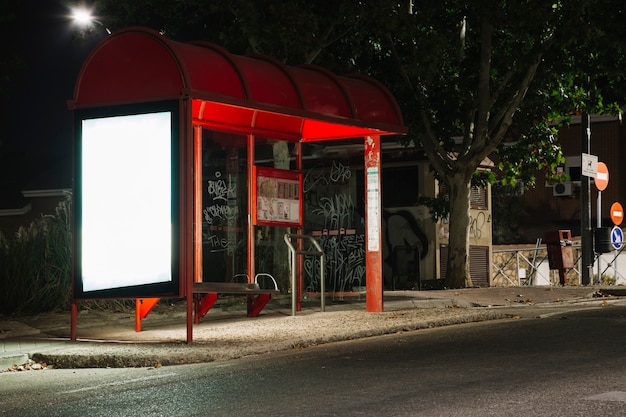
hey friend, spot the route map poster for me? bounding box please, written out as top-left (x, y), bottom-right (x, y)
top-left (254, 166), bottom-right (302, 227)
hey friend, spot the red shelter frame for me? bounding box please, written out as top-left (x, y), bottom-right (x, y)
top-left (70, 27), bottom-right (407, 343)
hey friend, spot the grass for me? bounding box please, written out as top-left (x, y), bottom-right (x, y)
top-left (0, 197), bottom-right (72, 314)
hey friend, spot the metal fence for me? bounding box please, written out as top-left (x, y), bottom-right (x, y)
top-left (491, 242), bottom-right (626, 286)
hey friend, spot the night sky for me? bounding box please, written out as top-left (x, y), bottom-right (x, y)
top-left (2, 1), bottom-right (103, 190)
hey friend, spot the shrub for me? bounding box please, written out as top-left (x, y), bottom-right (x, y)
top-left (0, 197), bottom-right (72, 314)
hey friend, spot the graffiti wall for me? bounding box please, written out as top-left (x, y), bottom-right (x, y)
top-left (303, 160), bottom-right (430, 292)
top-left (303, 161), bottom-right (365, 293)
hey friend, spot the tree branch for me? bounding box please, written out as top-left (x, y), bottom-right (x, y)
top-left (384, 33), bottom-right (455, 178)
top-left (475, 18), bottom-right (493, 150)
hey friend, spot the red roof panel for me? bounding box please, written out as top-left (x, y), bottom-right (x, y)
top-left (71, 27), bottom-right (406, 140)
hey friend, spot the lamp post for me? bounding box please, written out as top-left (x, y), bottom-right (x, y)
top-left (581, 113), bottom-right (592, 285)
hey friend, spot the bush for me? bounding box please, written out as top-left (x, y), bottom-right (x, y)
top-left (0, 197), bottom-right (72, 314)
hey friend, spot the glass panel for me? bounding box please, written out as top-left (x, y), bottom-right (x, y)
top-left (302, 154), bottom-right (366, 293)
top-left (201, 131), bottom-right (247, 282)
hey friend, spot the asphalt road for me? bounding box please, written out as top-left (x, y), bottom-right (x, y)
top-left (2, 304), bottom-right (626, 416)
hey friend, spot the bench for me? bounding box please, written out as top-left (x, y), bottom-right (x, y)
top-left (135, 273), bottom-right (280, 332)
top-left (193, 273), bottom-right (280, 323)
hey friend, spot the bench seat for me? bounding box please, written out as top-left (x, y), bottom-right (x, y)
top-left (193, 274), bottom-right (280, 321)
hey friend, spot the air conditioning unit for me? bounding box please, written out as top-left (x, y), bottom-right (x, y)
top-left (553, 181), bottom-right (574, 197)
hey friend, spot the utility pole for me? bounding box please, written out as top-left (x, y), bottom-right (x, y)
top-left (581, 113), bottom-right (593, 285)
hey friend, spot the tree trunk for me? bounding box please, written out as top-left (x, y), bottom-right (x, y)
top-left (444, 172), bottom-right (474, 288)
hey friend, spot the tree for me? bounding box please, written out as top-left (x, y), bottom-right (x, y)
top-left (364, 1), bottom-right (626, 287)
top-left (92, 0), bottom-right (625, 289)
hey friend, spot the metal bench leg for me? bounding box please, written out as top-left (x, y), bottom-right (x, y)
top-left (248, 294), bottom-right (272, 317)
top-left (195, 293), bottom-right (218, 323)
top-left (135, 298), bottom-right (160, 332)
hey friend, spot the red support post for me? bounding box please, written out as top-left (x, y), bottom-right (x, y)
top-left (247, 134), bottom-right (256, 283)
top-left (295, 142), bottom-right (304, 312)
top-left (364, 135), bottom-right (384, 312)
top-left (135, 299), bottom-right (142, 332)
top-left (183, 103), bottom-right (195, 344)
top-left (71, 299), bottom-right (78, 341)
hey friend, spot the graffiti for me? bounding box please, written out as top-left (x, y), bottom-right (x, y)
top-left (470, 211), bottom-right (487, 239)
top-left (205, 234), bottom-right (229, 252)
top-left (203, 171), bottom-right (238, 225)
top-left (329, 161), bottom-right (351, 184)
top-left (382, 210), bottom-right (428, 289)
top-left (383, 210), bottom-right (428, 260)
top-left (206, 171), bottom-right (237, 203)
top-left (312, 194), bottom-right (354, 231)
top-left (203, 204), bottom-right (238, 225)
top-left (304, 234), bottom-right (365, 293)
top-left (303, 161), bottom-right (364, 293)
top-left (303, 165), bottom-right (330, 193)
top-left (202, 167), bottom-right (241, 281)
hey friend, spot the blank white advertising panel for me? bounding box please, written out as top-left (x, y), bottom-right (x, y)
top-left (75, 104), bottom-right (179, 298)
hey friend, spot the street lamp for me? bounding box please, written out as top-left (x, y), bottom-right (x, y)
top-left (70, 6), bottom-right (111, 34)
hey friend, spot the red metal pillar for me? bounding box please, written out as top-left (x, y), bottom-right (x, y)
top-left (364, 135), bottom-right (383, 312)
top-left (70, 299), bottom-right (77, 341)
top-left (183, 102), bottom-right (194, 344)
top-left (193, 126), bottom-right (203, 285)
top-left (247, 134), bottom-right (256, 283)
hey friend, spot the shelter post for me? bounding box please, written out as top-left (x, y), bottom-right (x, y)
top-left (183, 101), bottom-right (194, 344)
top-left (193, 125), bottom-right (203, 285)
top-left (364, 135), bottom-right (384, 312)
top-left (247, 134), bottom-right (256, 283)
top-left (295, 142), bottom-right (304, 311)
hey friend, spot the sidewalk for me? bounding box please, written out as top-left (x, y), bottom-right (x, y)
top-left (0, 286), bottom-right (619, 371)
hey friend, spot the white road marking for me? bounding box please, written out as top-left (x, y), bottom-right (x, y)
top-left (59, 372), bottom-right (179, 394)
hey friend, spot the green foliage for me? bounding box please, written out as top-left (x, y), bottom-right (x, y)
top-left (95, 0), bottom-right (367, 67)
top-left (87, 0), bottom-right (626, 286)
top-left (491, 185), bottom-right (523, 244)
top-left (0, 197), bottom-right (72, 314)
top-left (417, 194), bottom-right (450, 222)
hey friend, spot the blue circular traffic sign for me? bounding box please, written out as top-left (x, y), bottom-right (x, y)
top-left (611, 226), bottom-right (623, 250)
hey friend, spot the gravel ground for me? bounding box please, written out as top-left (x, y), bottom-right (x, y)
top-left (33, 306), bottom-right (506, 368)
top-left (3, 286), bottom-right (616, 369)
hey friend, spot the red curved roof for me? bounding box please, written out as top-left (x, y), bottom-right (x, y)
top-left (71, 27), bottom-right (406, 141)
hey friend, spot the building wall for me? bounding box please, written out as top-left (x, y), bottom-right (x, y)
top-left (436, 183), bottom-right (493, 286)
top-left (517, 117), bottom-right (626, 241)
top-left (0, 194), bottom-right (69, 236)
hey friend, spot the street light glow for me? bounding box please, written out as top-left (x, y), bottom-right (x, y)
top-left (70, 6), bottom-right (111, 34)
top-left (71, 6), bottom-right (95, 26)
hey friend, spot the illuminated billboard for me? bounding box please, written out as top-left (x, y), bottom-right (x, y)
top-left (74, 101), bottom-right (180, 298)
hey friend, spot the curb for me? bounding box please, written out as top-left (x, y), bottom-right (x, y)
top-left (30, 309), bottom-right (507, 369)
top-left (0, 353), bottom-right (29, 371)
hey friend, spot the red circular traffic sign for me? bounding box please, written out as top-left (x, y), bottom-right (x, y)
top-left (611, 202), bottom-right (624, 226)
top-left (594, 162), bottom-right (609, 191)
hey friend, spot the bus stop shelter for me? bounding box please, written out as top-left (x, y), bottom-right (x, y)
top-left (69, 27), bottom-right (407, 343)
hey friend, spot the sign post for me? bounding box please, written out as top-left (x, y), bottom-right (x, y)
top-left (610, 202), bottom-right (623, 251)
top-left (594, 162), bottom-right (609, 230)
top-left (594, 162), bottom-right (609, 192)
top-left (593, 162), bottom-right (609, 284)
top-left (610, 202), bottom-right (624, 227)
top-left (581, 153), bottom-right (598, 178)
top-left (611, 226), bottom-right (623, 251)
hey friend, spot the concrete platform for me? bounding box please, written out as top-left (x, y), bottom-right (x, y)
top-left (0, 286), bottom-right (617, 370)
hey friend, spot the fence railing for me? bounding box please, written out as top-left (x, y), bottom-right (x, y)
top-left (491, 244), bottom-right (580, 286)
top-left (491, 242), bottom-right (626, 286)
